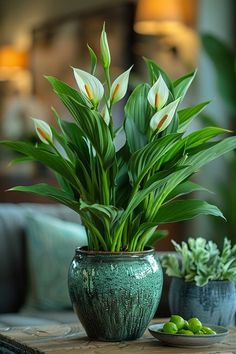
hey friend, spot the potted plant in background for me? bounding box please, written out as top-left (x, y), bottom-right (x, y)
top-left (201, 34), bottom-right (236, 243)
top-left (1, 26), bottom-right (236, 341)
top-left (161, 237), bottom-right (236, 326)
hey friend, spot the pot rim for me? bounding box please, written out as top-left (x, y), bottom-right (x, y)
top-left (75, 245), bottom-right (155, 257)
top-left (170, 276), bottom-right (235, 284)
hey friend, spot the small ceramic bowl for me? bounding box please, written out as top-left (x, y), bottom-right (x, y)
top-left (148, 323), bottom-right (229, 348)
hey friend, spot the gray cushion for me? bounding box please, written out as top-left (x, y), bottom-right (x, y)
top-left (0, 203), bottom-right (81, 313)
top-left (24, 212), bottom-right (87, 311)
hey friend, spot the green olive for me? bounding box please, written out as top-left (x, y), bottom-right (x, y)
top-left (170, 315), bottom-right (185, 330)
top-left (188, 318), bottom-right (202, 333)
top-left (162, 322), bottom-right (178, 334)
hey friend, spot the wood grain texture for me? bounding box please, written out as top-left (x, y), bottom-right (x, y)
top-left (0, 319), bottom-right (235, 354)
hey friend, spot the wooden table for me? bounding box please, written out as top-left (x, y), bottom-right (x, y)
top-left (0, 320), bottom-right (235, 354)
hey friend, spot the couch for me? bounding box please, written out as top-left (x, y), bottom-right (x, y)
top-left (0, 203), bottom-right (171, 328)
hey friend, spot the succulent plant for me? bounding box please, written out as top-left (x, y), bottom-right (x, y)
top-left (161, 237), bottom-right (236, 286)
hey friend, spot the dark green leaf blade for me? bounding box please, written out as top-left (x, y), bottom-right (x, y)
top-left (55, 93), bottom-right (115, 169)
top-left (128, 133), bottom-right (182, 185)
top-left (178, 101), bottom-right (210, 131)
top-left (173, 70), bottom-right (197, 99)
top-left (155, 199), bottom-right (225, 223)
top-left (87, 45), bottom-right (97, 75)
top-left (164, 181), bottom-right (212, 204)
top-left (162, 127), bottom-right (230, 165)
top-left (124, 83), bottom-right (152, 153)
top-left (80, 200), bottom-right (119, 222)
top-left (46, 76), bottom-right (88, 106)
top-left (144, 57), bottom-right (174, 91)
top-left (9, 183), bottom-right (80, 211)
top-left (152, 136), bottom-right (236, 214)
top-left (0, 141), bottom-right (78, 188)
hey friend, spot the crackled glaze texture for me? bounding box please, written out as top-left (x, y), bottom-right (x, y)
top-left (68, 247), bottom-right (163, 341)
top-left (169, 277), bottom-right (236, 326)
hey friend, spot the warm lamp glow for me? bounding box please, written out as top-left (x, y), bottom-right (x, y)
top-left (0, 46), bottom-right (28, 69)
top-left (134, 0), bottom-right (198, 34)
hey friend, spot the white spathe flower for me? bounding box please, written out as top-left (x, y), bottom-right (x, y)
top-left (101, 105), bottom-right (110, 126)
top-left (150, 98), bottom-right (181, 132)
top-left (73, 68), bottom-right (104, 105)
top-left (147, 74), bottom-right (169, 110)
top-left (32, 118), bottom-right (53, 145)
top-left (110, 66), bottom-right (132, 104)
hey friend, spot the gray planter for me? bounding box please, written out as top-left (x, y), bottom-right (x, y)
top-left (169, 277), bottom-right (236, 326)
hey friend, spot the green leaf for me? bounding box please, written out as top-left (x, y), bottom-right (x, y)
top-left (55, 174), bottom-right (75, 197)
top-left (9, 183), bottom-right (80, 211)
top-left (128, 133), bottom-right (182, 186)
top-left (173, 70), bottom-right (197, 99)
top-left (124, 119), bottom-right (148, 153)
top-left (51, 108), bottom-right (81, 163)
top-left (148, 135), bottom-right (236, 216)
top-left (46, 76), bottom-right (88, 106)
top-left (164, 181), bottom-right (212, 204)
top-left (8, 156), bottom-right (33, 166)
top-left (87, 45), bottom-right (97, 75)
top-left (120, 170), bottom-right (181, 225)
top-left (185, 127), bottom-right (230, 150)
top-left (80, 200), bottom-right (119, 222)
top-left (54, 121), bottom-right (93, 199)
top-left (80, 215), bottom-right (108, 251)
top-left (124, 83), bottom-right (151, 153)
top-left (60, 120), bottom-right (90, 169)
top-left (55, 92), bottom-right (115, 169)
top-left (155, 199), bottom-right (225, 223)
top-left (121, 135), bottom-right (236, 226)
top-left (50, 125), bottom-right (75, 163)
top-left (52, 106), bottom-right (63, 130)
top-left (186, 136), bottom-right (236, 170)
top-left (115, 163), bottom-right (131, 208)
top-left (162, 127), bottom-right (230, 165)
top-left (0, 141), bottom-right (79, 189)
top-left (178, 101), bottom-right (210, 131)
top-left (144, 57), bottom-right (174, 92)
top-left (146, 229), bottom-right (169, 246)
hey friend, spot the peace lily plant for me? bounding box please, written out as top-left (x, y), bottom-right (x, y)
top-left (1, 26), bottom-right (236, 252)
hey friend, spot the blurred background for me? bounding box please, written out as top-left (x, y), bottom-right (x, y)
top-left (0, 0), bottom-right (235, 248)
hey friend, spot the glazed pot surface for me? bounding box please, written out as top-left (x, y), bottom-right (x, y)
top-left (169, 277), bottom-right (236, 326)
top-left (68, 247), bottom-right (163, 341)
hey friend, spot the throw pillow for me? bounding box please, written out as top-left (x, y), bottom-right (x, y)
top-left (24, 212), bottom-right (87, 311)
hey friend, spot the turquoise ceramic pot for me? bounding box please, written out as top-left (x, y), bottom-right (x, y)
top-left (68, 247), bottom-right (163, 341)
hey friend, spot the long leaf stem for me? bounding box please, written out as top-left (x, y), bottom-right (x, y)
top-left (97, 155), bottom-right (110, 205)
top-left (81, 214), bottom-right (108, 251)
top-left (89, 142), bottom-right (96, 200)
top-left (111, 220), bottom-right (125, 252)
top-left (136, 227), bottom-right (156, 251)
top-left (103, 218), bottom-right (112, 249)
